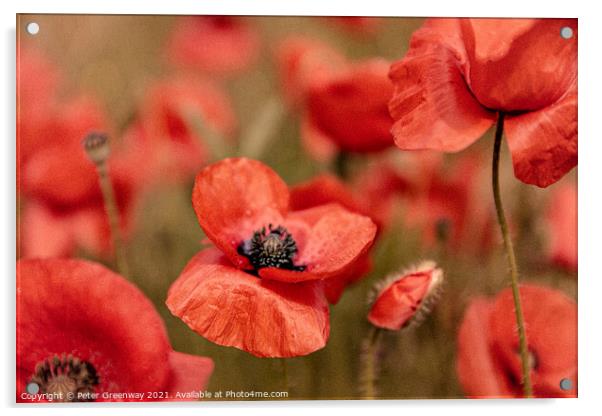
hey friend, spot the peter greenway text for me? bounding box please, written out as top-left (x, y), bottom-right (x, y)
top-left (19, 390), bottom-right (290, 402)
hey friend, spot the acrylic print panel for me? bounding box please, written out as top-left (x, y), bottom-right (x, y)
top-left (16, 14), bottom-right (577, 402)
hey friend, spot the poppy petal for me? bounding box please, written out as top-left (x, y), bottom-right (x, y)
top-left (300, 115), bottom-right (338, 163)
top-left (462, 19), bottom-right (577, 111)
top-left (389, 24), bottom-right (495, 152)
top-left (167, 16), bottom-right (260, 76)
top-left (276, 36), bottom-right (346, 106)
top-left (545, 183), bottom-right (577, 272)
top-left (166, 249), bottom-right (330, 358)
top-left (307, 59), bottom-right (395, 153)
top-left (17, 259), bottom-right (172, 396)
top-left (165, 351), bottom-right (214, 399)
top-left (192, 158), bottom-right (289, 269)
top-left (19, 202), bottom-right (74, 258)
top-left (289, 173), bottom-right (363, 214)
top-left (324, 254), bottom-right (373, 304)
top-left (456, 298), bottom-right (513, 398)
top-left (505, 84), bottom-right (577, 187)
top-left (489, 285), bottom-right (577, 397)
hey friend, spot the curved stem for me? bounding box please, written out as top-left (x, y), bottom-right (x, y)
top-left (359, 326), bottom-right (382, 399)
top-left (492, 112), bottom-right (533, 398)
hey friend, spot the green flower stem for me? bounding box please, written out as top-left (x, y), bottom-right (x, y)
top-left (359, 326), bottom-right (383, 399)
top-left (491, 112), bottom-right (533, 398)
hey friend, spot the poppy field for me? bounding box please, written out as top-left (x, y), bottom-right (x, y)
top-left (16, 15), bottom-right (577, 402)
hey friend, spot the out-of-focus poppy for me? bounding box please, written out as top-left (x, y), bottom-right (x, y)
top-left (354, 151), bottom-right (493, 253)
top-left (306, 59), bottom-right (395, 154)
top-left (166, 158), bottom-right (377, 357)
top-left (367, 261), bottom-right (443, 330)
top-left (18, 97), bottom-right (144, 258)
top-left (545, 182), bottom-right (577, 273)
top-left (457, 284), bottom-right (577, 398)
top-left (275, 37), bottom-right (394, 158)
top-left (134, 76), bottom-right (237, 181)
top-left (389, 18), bottom-right (577, 187)
top-left (17, 48), bottom-right (60, 167)
top-left (166, 16), bottom-right (260, 76)
top-left (17, 259), bottom-right (213, 402)
top-left (290, 173), bottom-right (374, 304)
top-left (275, 36), bottom-right (346, 107)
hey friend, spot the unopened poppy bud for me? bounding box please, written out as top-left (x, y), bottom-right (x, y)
top-left (368, 261), bottom-right (444, 330)
top-left (83, 132), bottom-right (110, 165)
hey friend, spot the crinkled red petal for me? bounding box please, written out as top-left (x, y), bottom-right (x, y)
top-left (166, 249), bottom-right (330, 358)
top-left (192, 158), bottom-right (290, 269)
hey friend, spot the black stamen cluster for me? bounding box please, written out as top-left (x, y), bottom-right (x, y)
top-left (30, 354), bottom-right (99, 402)
top-left (238, 224), bottom-right (306, 272)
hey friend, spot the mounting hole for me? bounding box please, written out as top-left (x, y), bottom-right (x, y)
top-left (26, 382), bottom-right (40, 394)
top-left (559, 378), bottom-right (573, 391)
top-left (560, 26), bottom-right (573, 39)
top-left (26, 22), bottom-right (40, 35)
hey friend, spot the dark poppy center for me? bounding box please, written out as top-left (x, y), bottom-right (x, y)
top-left (29, 354), bottom-right (99, 402)
top-left (238, 224), bottom-right (306, 272)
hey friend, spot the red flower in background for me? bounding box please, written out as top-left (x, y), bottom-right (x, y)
top-left (389, 18), bottom-right (577, 187)
top-left (306, 59), bottom-right (395, 154)
top-left (545, 182), bottom-right (577, 273)
top-left (166, 16), bottom-right (260, 76)
top-left (166, 158), bottom-right (377, 357)
top-left (17, 48), bottom-right (60, 169)
top-left (275, 37), bottom-right (394, 159)
top-left (18, 97), bottom-right (145, 258)
top-left (133, 76), bottom-right (237, 181)
top-left (290, 174), bottom-right (374, 304)
top-left (367, 261), bottom-right (443, 330)
top-left (457, 284), bottom-right (577, 398)
top-left (17, 259), bottom-right (213, 402)
top-left (275, 36), bottom-right (347, 107)
top-left (354, 152), bottom-right (494, 253)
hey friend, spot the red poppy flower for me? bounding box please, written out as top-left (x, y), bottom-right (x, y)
top-left (17, 259), bottom-right (213, 402)
top-left (389, 18), bottom-right (577, 187)
top-left (457, 284), bottom-right (577, 398)
top-left (135, 76), bottom-right (237, 181)
top-left (275, 36), bottom-right (346, 107)
top-left (306, 58), bottom-right (395, 154)
top-left (18, 97), bottom-right (144, 258)
top-left (166, 158), bottom-right (377, 357)
top-left (290, 173), bottom-right (374, 304)
top-left (367, 261), bottom-right (443, 330)
top-left (166, 16), bottom-right (260, 76)
top-left (545, 182), bottom-right (577, 273)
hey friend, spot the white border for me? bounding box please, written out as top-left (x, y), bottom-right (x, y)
top-left (3, 1), bottom-right (602, 415)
